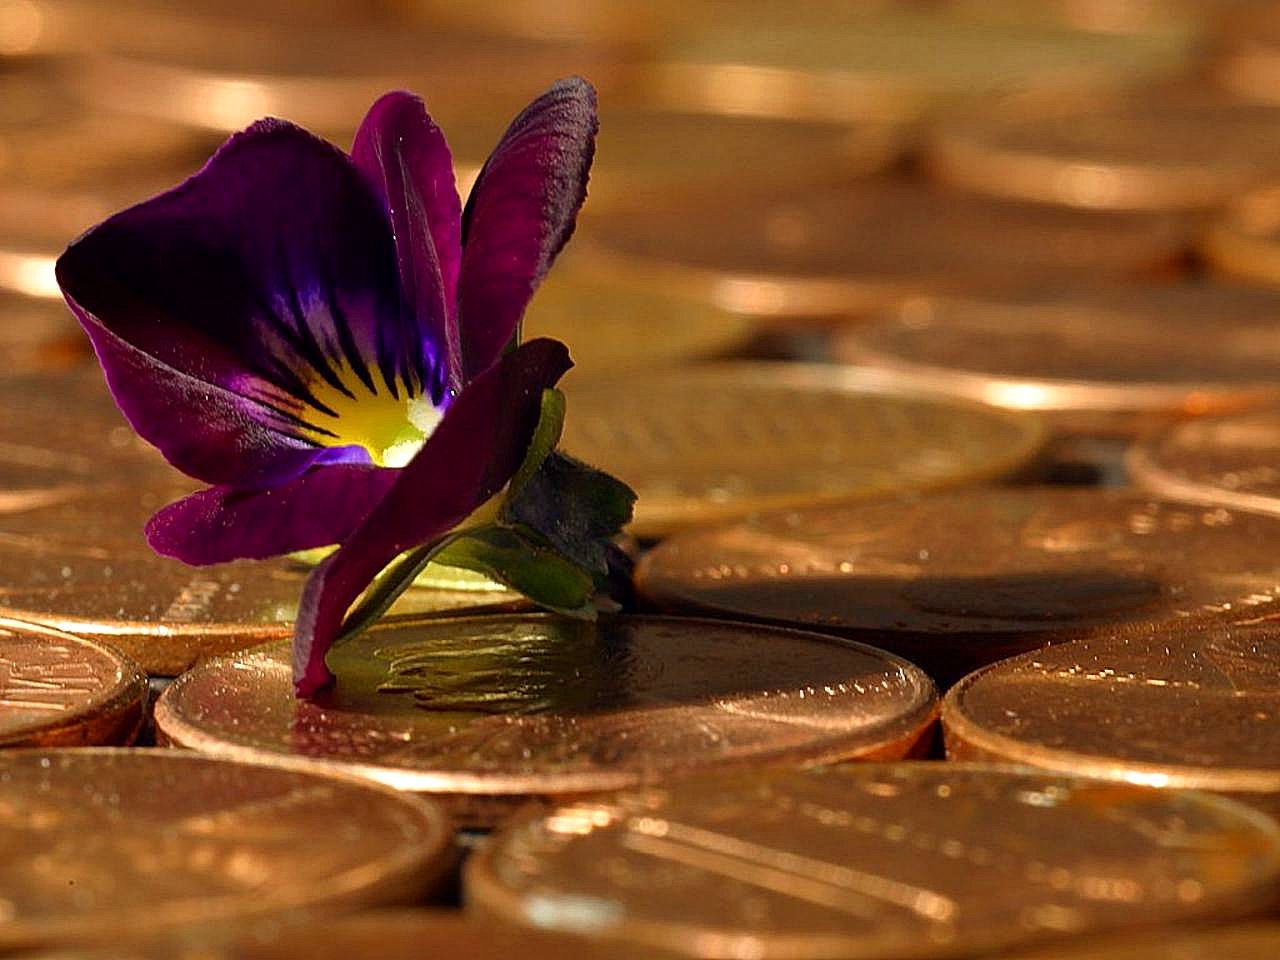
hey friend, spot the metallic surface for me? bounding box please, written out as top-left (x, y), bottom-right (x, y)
top-left (560, 364), bottom-right (1046, 537)
top-left (154, 614), bottom-right (939, 827)
top-left (835, 285), bottom-right (1280, 437)
top-left (999, 923), bottom-right (1280, 959)
top-left (574, 183), bottom-right (1191, 321)
top-left (0, 292), bottom-right (87, 374)
top-left (1203, 185), bottom-right (1280, 288)
top-left (465, 763), bottom-right (1280, 959)
top-left (0, 617), bottom-right (145, 747)
top-left (0, 489), bottom-right (524, 676)
top-left (0, 749), bottom-right (453, 953)
top-left (636, 487), bottom-right (1280, 683)
top-left (1128, 408), bottom-right (1280, 517)
top-left (925, 86), bottom-right (1280, 211)
top-left (942, 620), bottom-right (1280, 813)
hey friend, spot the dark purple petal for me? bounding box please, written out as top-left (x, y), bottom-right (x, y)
top-left (293, 337), bottom-right (572, 696)
top-left (56, 119), bottom-right (435, 487)
top-left (352, 91), bottom-right (464, 397)
top-left (456, 77), bottom-right (597, 379)
top-left (146, 463), bottom-right (401, 565)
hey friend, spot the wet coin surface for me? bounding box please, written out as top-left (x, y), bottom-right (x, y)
top-left (1203, 185), bottom-right (1280, 288)
top-left (0, 749), bottom-right (452, 952)
top-left (466, 763), bottom-right (1280, 959)
top-left (942, 620), bottom-right (1280, 816)
top-left (0, 618), bottom-right (146, 747)
top-left (1128, 408), bottom-right (1280, 516)
top-left (637, 487), bottom-right (1280, 683)
top-left (834, 285), bottom-right (1280, 437)
top-left (559, 365), bottom-right (1045, 537)
top-left (0, 489), bottom-right (524, 675)
top-left (575, 183), bottom-right (1190, 321)
top-left (925, 86), bottom-right (1280, 211)
top-left (522, 272), bottom-right (755, 376)
top-left (154, 614), bottom-right (939, 827)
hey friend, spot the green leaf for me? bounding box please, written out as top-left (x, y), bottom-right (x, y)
top-left (334, 532), bottom-right (463, 645)
top-left (435, 526), bottom-right (597, 617)
top-left (508, 388), bottom-right (565, 499)
top-left (503, 451), bottom-right (635, 575)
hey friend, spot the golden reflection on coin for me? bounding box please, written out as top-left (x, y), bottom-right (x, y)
top-left (154, 614), bottom-right (939, 827)
top-left (637, 487), bottom-right (1280, 684)
top-left (0, 489), bottom-right (523, 676)
top-left (0, 292), bottom-right (87, 374)
top-left (834, 285), bottom-right (1280, 437)
top-left (521, 272), bottom-right (754, 376)
top-left (1000, 923), bottom-right (1280, 960)
top-left (943, 620), bottom-right (1280, 817)
top-left (559, 364), bottom-right (1045, 537)
top-left (0, 618), bottom-right (145, 747)
top-left (926, 86), bottom-right (1280, 211)
top-left (466, 763), bottom-right (1280, 959)
top-left (646, 10), bottom-right (1192, 124)
top-left (1203, 185), bottom-right (1280, 288)
top-left (1128, 408), bottom-right (1280, 516)
top-left (0, 749), bottom-right (452, 953)
top-left (575, 183), bottom-right (1190, 322)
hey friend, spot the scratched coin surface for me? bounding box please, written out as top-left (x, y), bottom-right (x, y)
top-left (0, 618), bottom-right (145, 747)
top-left (637, 487), bottom-right (1280, 683)
top-left (926, 86), bottom-right (1280, 211)
top-left (0, 489), bottom-right (523, 676)
top-left (835, 285), bottom-right (1280, 436)
top-left (0, 749), bottom-right (452, 952)
top-left (559, 365), bottom-right (1044, 537)
top-left (942, 620), bottom-right (1280, 815)
top-left (154, 614), bottom-right (939, 827)
top-left (466, 763), bottom-right (1280, 959)
top-left (575, 183), bottom-right (1190, 321)
top-left (1128, 408), bottom-right (1280, 516)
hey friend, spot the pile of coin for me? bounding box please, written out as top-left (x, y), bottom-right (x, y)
top-left (4, 0), bottom-right (1280, 956)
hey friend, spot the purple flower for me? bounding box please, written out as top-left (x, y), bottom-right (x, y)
top-left (56, 78), bottom-right (627, 697)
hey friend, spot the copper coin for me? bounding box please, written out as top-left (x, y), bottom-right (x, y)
top-left (574, 182), bottom-right (1190, 321)
top-left (0, 617), bottom-right (145, 747)
top-left (925, 85), bottom-right (1280, 211)
top-left (153, 614), bottom-right (939, 827)
top-left (644, 10), bottom-right (1192, 125)
top-left (834, 285), bottom-right (1280, 437)
top-left (636, 487), bottom-right (1280, 684)
top-left (942, 0), bottom-right (1219, 36)
top-left (0, 292), bottom-right (87, 374)
top-left (0, 489), bottom-right (524, 676)
top-left (559, 364), bottom-right (1045, 537)
top-left (1128, 408), bottom-right (1280, 516)
top-left (942, 620), bottom-right (1280, 817)
top-left (998, 923), bottom-right (1280, 959)
top-left (465, 763), bottom-right (1280, 958)
top-left (0, 748), bottom-right (452, 952)
top-left (1203, 185), bottom-right (1280, 288)
top-left (1213, 4), bottom-right (1280, 106)
top-left (522, 271), bottom-right (755, 376)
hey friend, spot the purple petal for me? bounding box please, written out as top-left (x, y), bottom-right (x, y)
top-left (146, 463), bottom-right (401, 565)
top-left (457, 77), bottom-right (597, 379)
top-left (293, 337), bottom-right (572, 696)
top-left (56, 119), bottom-right (436, 487)
top-left (352, 92), bottom-right (464, 396)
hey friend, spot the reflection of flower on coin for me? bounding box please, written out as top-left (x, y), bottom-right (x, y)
top-left (55, 79), bottom-right (635, 696)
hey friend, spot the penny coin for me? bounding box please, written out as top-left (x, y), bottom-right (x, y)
top-left (559, 364), bottom-right (1045, 537)
top-left (834, 285), bottom-right (1280, 438)
top-left (1128, 408), bottom-right (1280, 516)
top-left (1203, 185), bottom-right (1280, 288)
top-left (0, 748), bottom-right (452, 952)
top-left (0, 489), bottom-right (524, 676)
top-left (0, 292), bottom-right (87, 374)
top-left (925, 85), bottom-right (1280, 211)
top-left (522, 272), bottom-right (755, 376)
top-left (1213, 4), bottom-right (1280, 105)
top-left (153, 614), bottom-right (939, 827)
top-left (0, 618), bottom-right (146, 747)
top-left (999, 923), bottom-right (1280, 959)
top-left (465, 763), bottom-right (1280, 959)
top-left (574, 183), bottom-right (1190, 321)
top-left (636, 487), bottom-right (1280, 684)
top-left (942, 0), bottom-right (1219, 36)
top-left (942, 620), bottom-right (1280, 818)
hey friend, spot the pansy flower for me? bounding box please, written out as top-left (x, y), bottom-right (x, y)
top-left (56, 77), bottom-right (634, 697)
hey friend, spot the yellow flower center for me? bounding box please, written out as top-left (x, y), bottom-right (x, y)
top-left (299, 375), bottom-right (442, 468)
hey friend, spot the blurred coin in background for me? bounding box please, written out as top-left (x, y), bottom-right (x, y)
top-left (466, 764), bottom-right (1280, 958)
top-left (1203, 184), bottom-right (1280, 286)
top-left (154, 614), bottom-right (940, 828)
top-left (997, 923), bottom-right (1280, 960)
top-left (0, 291), bottom-right (86, 373)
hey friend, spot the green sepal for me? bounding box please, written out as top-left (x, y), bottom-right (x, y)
top-left (508, 388), bottom-right (566, 499)
top-left (435, 526), bottom-right (597, 617)
top-left (333, 532), bottom-right (463, 646)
